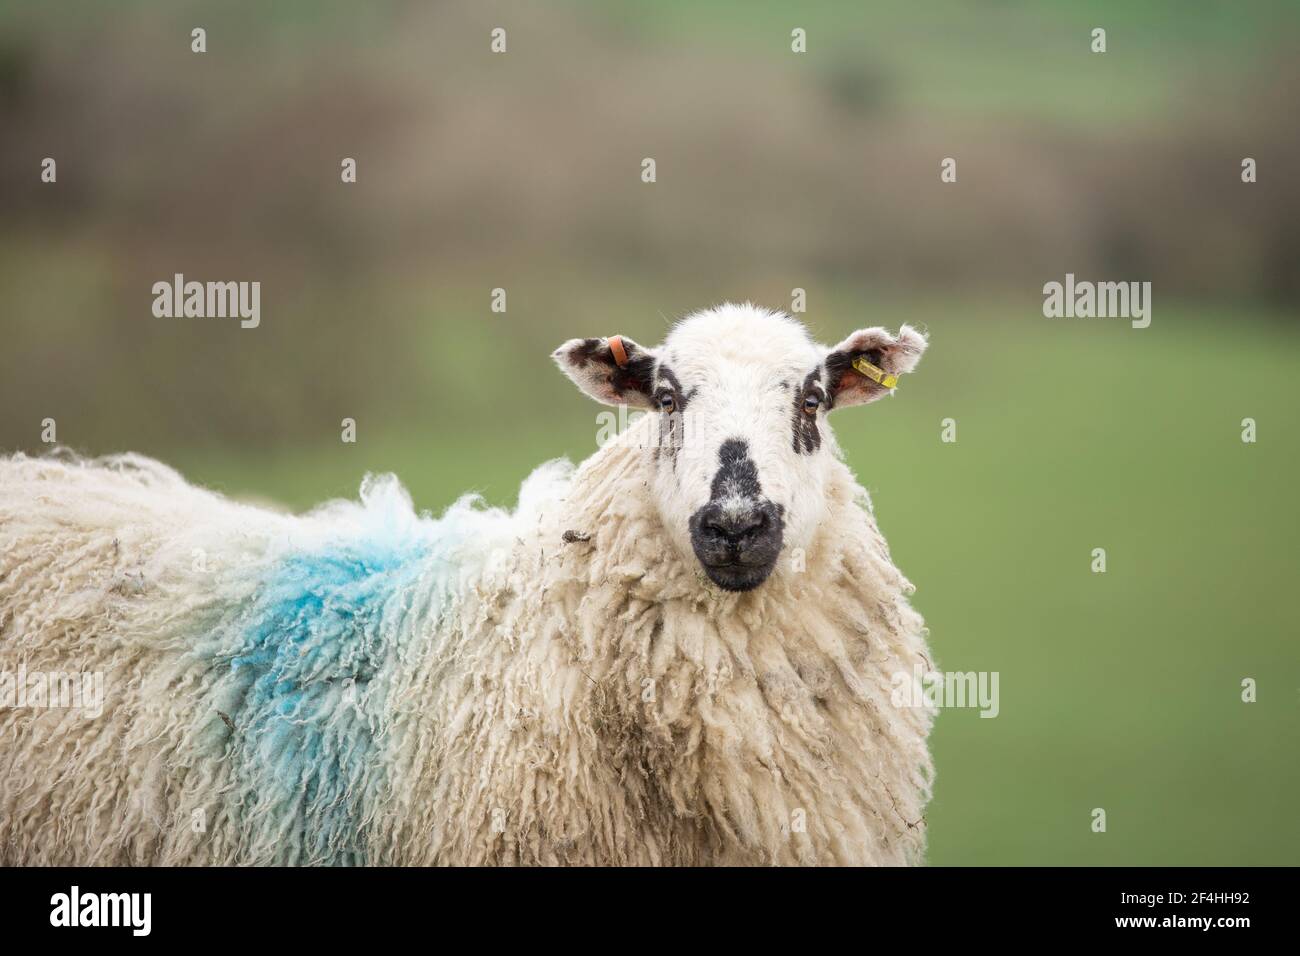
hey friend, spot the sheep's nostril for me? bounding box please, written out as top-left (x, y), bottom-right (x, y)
top-left (705, 511), bottom-right (767, 544)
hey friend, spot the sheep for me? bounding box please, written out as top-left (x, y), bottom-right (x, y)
top-left (0, 302), bottom-right (934, 866)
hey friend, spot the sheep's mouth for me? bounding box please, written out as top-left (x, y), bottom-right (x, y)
top-left (699, 559), bottom-right (777, 592)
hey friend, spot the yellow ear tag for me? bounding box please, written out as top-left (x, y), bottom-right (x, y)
top-left (852, 356), bottom-right (899, 389)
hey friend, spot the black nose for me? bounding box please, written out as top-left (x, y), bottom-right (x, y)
top-left (689, 500), bottom-right (785, 592)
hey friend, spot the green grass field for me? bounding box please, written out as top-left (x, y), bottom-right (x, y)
top-left (169, 295), bottom-right (1300, 865)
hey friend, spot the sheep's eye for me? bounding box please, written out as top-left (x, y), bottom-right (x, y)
top-left (802, 393), bottom-right (822, 415)
top-left (658, 393), bottom-right (676, 414)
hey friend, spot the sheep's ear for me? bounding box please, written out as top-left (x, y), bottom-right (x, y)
top-left (823, 325), bottom-right (927, 409)
top-left (552, 335), bottom-right (658, 408)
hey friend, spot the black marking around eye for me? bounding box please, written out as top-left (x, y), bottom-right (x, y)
top-left (792, 370), bottom-right (823, 454)
top-left (657, 367), bottom-right (696, 411)
top-left (654, 365), bottom-right (695, 460)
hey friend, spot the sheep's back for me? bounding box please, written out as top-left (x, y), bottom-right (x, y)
top-left (0, 452), bottom-right (529, 864)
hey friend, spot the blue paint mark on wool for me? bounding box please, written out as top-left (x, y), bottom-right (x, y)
top-left (227, 548), bottom-right (421, 864)
top-left (217, 476), bottom-right (469, 865)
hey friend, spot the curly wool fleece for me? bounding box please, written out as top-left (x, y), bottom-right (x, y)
top-left (0, 429), bottom-right (934, 865)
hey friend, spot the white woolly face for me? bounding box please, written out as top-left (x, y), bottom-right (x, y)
top-left (555, 304), bottom-right (927, 592)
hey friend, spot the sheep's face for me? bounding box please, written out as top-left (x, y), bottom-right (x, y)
top-left (555, 304), bottom-right (926, 592)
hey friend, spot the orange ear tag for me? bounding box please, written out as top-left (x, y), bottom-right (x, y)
top-left (608, 335), bottom-right (629, 368)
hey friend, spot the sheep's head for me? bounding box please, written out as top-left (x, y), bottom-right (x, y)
top-left (554, 303), bottom-right (926, 592)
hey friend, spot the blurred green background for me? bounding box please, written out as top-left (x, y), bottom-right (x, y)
top-left (1, 1), bottom-right (1297, 864)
